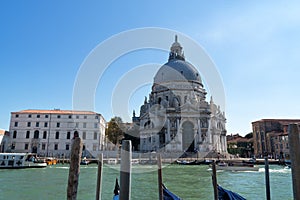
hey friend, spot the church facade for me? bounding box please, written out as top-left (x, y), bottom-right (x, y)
top-left (133, 36), bottom-right (227, 157)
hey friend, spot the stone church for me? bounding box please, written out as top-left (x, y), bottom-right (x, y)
top-left (132, 36), bottom-right (227, 157)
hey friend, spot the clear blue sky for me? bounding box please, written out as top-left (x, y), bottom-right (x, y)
top-left (1, 1), bottom-right (300, 135)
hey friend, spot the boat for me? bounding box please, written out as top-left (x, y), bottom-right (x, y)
top-left (218, 185), bottom-right (246, 200)
top-left (175, 160), bottom-right (198, 165)
top-left (46, 157), bottom-right (58, 165)
top-left (131, 159), bottom-right (139, 165)
top-left (175, 159), bottom-right (212, 165)
top-left (107, 158), bottom-right (118, 165)
top-left (80, 157), bottom-right (89, 165)
top-left (162, 184), bottom-right (182, 200)
top-left (214, 162), bottom-right (259, 171)
top-left (0, 153), bottom-right (47, 169)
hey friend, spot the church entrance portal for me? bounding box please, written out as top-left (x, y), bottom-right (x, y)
top-left (182, 121), bottom-right (195, 152)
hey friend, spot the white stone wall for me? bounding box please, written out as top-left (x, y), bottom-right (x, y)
top-left (8, 110), bottom-right (106, 158)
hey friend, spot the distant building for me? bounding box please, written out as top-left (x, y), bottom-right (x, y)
top-left (252, 119), bottom-right (300, 158)
top-left (226, 134), bottom-right (254, 158)
top-left (8, 109), bottom-right (106, 158)
top-left (134, 36), bottom-right (227, 157)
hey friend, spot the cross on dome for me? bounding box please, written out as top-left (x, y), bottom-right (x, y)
top-left (169, 35), bottom-right (185, 61)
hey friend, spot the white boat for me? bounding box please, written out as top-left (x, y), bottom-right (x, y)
top-left (107, 158), bottom-right (118, 165)
top-left (0, 153), bottom-right (47, 169)
top-left (215, 162), bottom-right (259, 172)
top-left (131, 159), bottom-right (139, 165)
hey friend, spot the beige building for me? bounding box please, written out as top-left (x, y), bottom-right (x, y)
top-left (252, 119), bottom-right (300, 158)
top-left (8, 109), bottom-right (106, 158)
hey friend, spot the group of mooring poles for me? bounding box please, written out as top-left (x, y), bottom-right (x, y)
top-left (65, 139), bottom-right (136, 200)
top-left (66, 124), bottom-right (300, 200)
top-left (263, 123), bottom-right (300, 200)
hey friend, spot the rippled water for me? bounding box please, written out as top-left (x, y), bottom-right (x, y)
top-left (0, 164), bottom-right (293, 200)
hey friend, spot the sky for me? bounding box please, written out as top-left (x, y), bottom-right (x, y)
top-left (1, 1), bottom-right (300, 136)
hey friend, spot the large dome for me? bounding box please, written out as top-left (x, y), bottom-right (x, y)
top-left (154, 59), bottom-right (202, 84)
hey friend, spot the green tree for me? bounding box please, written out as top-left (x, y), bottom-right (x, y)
top-left (245, 132), bottom-right (253, 139)
top-left (106, 117), bottom-right (124, 145)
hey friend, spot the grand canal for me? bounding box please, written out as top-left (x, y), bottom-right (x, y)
top-left (0, 164), bottom-right (292, 200)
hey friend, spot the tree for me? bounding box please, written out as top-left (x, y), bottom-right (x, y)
top-left (106, 117), bottom-right (124, 145)
top-left (245, 132), bottom-right (253, 139)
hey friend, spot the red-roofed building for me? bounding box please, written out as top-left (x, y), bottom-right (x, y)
top-left (227, 134), bottom-right (254, 157)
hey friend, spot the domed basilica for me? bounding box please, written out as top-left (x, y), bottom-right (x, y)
top-left (133, 36), bottom-right (227, 157)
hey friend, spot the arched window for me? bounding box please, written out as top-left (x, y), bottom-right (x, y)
top-left (34, 130), bottom-right (39, 139)
top-left (13, 131), bottom-right (17, 138)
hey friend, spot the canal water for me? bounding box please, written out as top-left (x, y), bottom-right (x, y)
top-left (0, 164), bottom-right (292, 200)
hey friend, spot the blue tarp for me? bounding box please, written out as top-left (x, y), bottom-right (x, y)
top-left (163, 184), bottom-right (182, 200)
top-left (218, 185), bottom-right (246, 200)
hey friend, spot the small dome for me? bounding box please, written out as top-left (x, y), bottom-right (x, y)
top-left (154, 59), bottom-right (202, 84)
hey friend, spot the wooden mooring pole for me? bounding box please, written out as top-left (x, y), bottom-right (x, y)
top-left (157, 154), bottom-right (163, 200)
top-left (119, 140), bottom-right (132, 200)
top-left (67, 137), bottom-right (83, 200)
top-left (264, 155), bottom-right (271, 200)
top-left (288, 124), bottom-right (300, 200)
top-left (95, 153), bottom-right (103, 200)
top-left (212, 160), bottom-right (218, 200)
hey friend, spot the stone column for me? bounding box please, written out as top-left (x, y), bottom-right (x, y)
top-left (197, 119), bottom-right (201, 143)
top-left (167, 119), bottom-right (171, 142)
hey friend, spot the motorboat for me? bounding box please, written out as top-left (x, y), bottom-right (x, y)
top-left (0, 153), bottom-right (47, 169)
top-left (215, 161), bottom-right (259, 172)
top-left (80, 157), bottom-right (90, 165)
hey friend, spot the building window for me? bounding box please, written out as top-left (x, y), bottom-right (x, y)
top-left (68, 115), bottom-right (72, 119)
top-left (16, 114), bottom-right (19, 118)
top-left (36, 122), bottom-right (39, 127)
top-left (75, 122), bottom-right (79, 128)
top-left (94, 132), bottom-right (97, 140)
top-left (34, 130), bottom-right (39, 139)
top-left (57, 115), bottom-right (61, 118)
top-left (84, 116), bottom-right (87, 119)
top-left (27, 122), bottom-right (31, 127)
top-left (67, 132), bottom-right (71, 139)
top-left (43, 131), bottom-right (47, 139)
top-left (83, 123), bottom-right (87, 128)
top-left (45, 115), bottom-right (48, 118)
top-left (37, 114), bottom-right (40, 118)
top-left (26, 131), bottom-right (30, 139)
top-left (82, 132), bottom-right (86, 139)
top-left (28, 114), bottom-right (32, 118)
top-left (14, 122), bottom-right (18, 127)
top-left (44, 122), bottom-right (48, 127)
top-left (93, 144), bottom-right (97, 151)
top-left (66, 144), bottom-right (70, 150)
top-left (54, 144), bottom-right (58, 150)
top-left (11, 143), bottom-right (15, 150)
top-left (13, 131), bottom-right (17, 138)
top-left (76, 115), bottom-right (79, 119)
top-left (94, 123), bottom-right (98, 128)
top-left (25, 143), bottom-right (29, 150)
top-left (42, 143), bottom-right (46, 150)
top-left (95, 115), bottom-right (98, 119)
top-left (55, 132), bottom-right (59, 139)
top-left (56, 123), bottom-right (60, 128)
